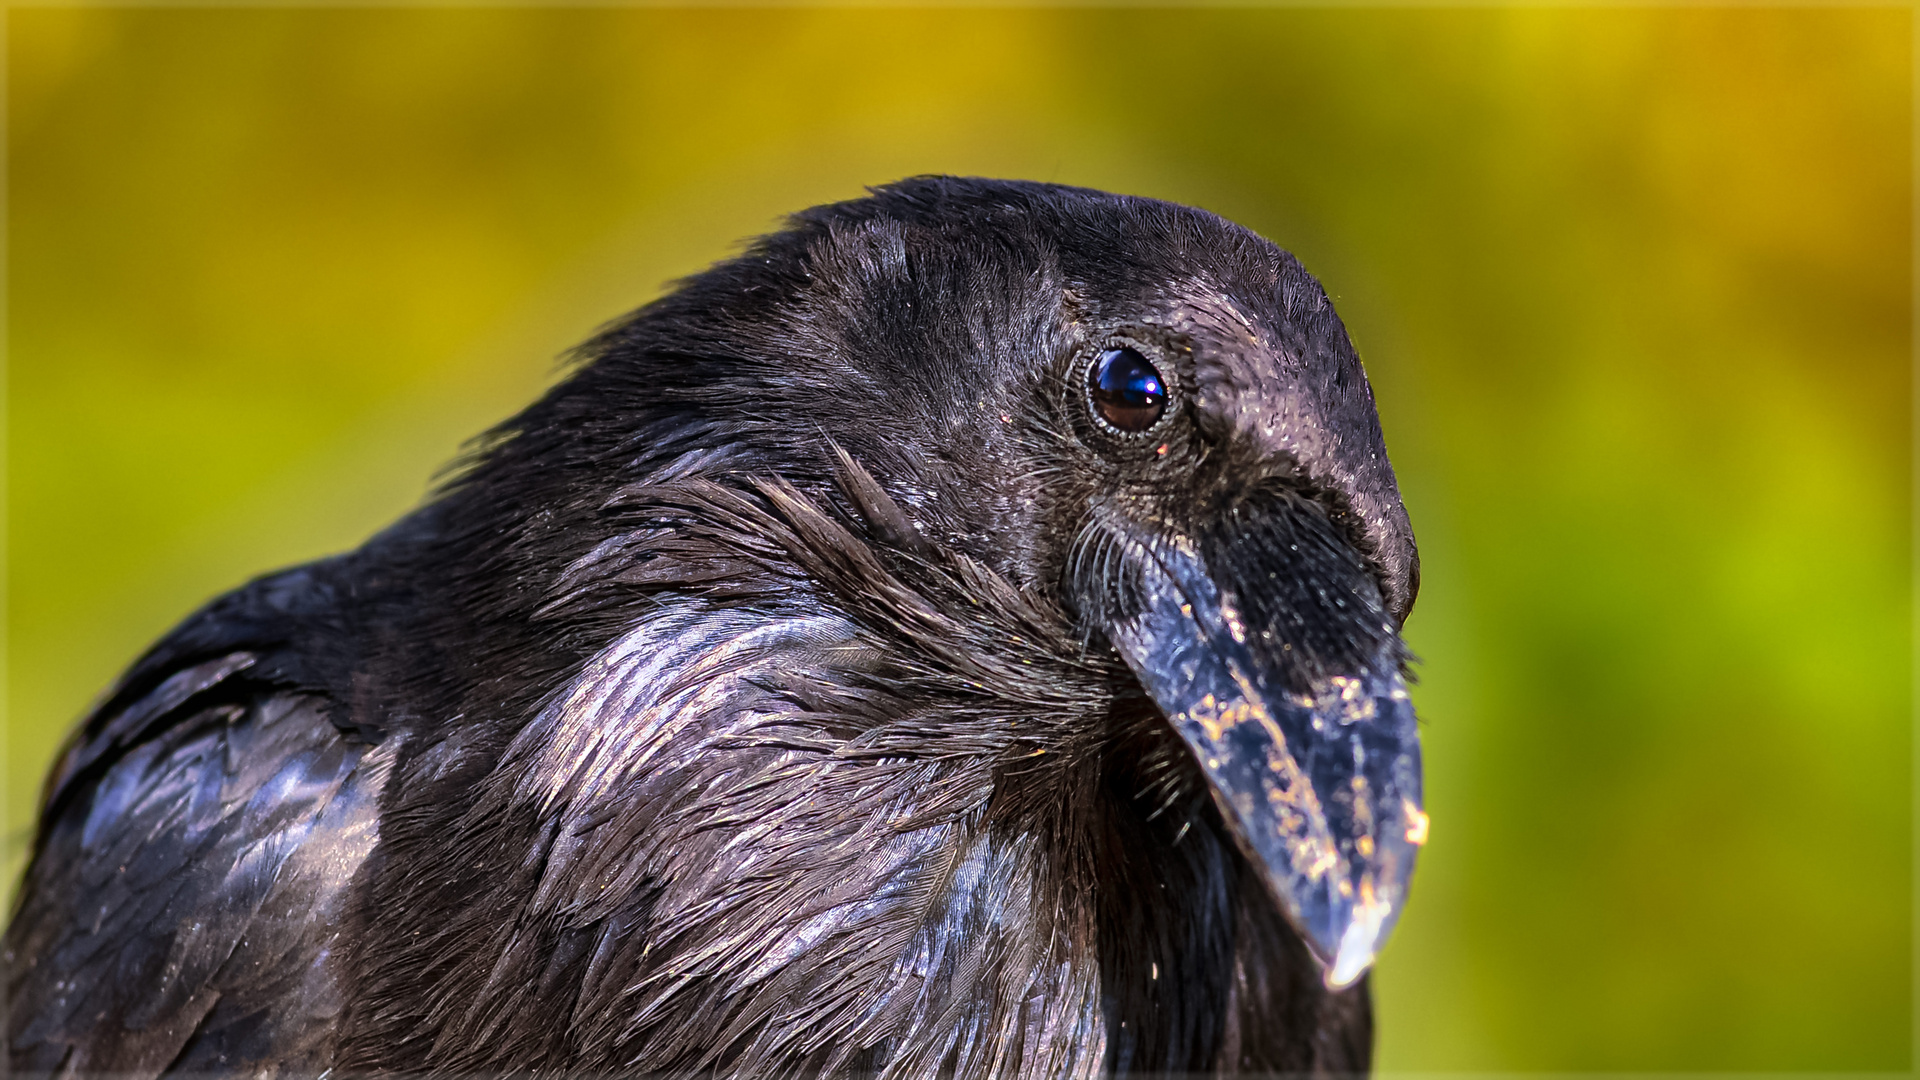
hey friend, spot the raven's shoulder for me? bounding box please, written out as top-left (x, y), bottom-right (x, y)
top-left (40, 561), bottom-right (347, 814)
top-left (36, 504), bottom-right (440, 821)
top-left (6, 559), bottom-right (399, 1079)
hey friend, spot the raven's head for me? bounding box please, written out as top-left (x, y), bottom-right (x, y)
top-left (489, 176), bottom-right (1422, 991)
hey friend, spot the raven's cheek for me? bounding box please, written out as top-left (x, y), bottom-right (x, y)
top-left (1100, 536), bottom-right (1425, 989)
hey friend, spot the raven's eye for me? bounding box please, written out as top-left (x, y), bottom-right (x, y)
top-left (1089, 347), bottom-right (1167, 432)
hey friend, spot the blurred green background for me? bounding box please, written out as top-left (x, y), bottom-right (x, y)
top-left (6, 8), bottom-right (1909, 1072)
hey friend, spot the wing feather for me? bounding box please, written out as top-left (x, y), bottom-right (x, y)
top-left (7, 626), bottom-right (390, 1077)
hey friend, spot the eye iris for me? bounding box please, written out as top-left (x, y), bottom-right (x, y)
top-left (1090, 347), bottom-right (1167, 432)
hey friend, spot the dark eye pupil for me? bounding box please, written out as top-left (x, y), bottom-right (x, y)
top-left (1090, 347), bottom-right (1167, 432)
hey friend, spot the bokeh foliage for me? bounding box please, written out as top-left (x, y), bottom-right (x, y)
top-left (7, 8), bottom-right (1909, 1071)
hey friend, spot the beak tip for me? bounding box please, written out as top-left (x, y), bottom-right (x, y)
top-left (1322, 917), bottom-right (1383, 990)
top-left (1310, 886), bottom-right (1398, 991)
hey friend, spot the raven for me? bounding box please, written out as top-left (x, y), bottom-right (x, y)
top-left (6, 177), bottom-right (1424, 1078)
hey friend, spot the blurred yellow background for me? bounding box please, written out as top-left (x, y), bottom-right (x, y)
top-left (6, 8), bottom-right (1909, 1071)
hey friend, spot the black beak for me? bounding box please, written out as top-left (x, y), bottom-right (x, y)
top-left (1081, 491), bottom-right (1425, 988)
